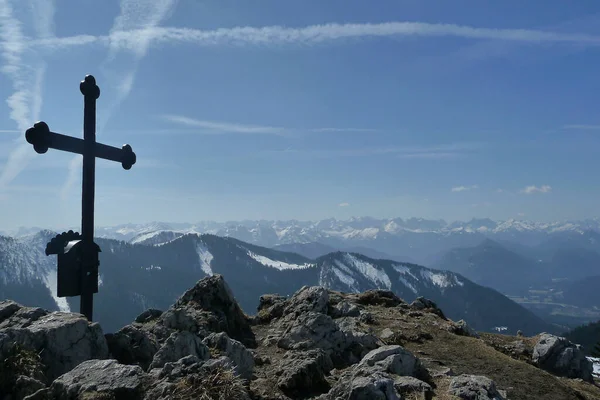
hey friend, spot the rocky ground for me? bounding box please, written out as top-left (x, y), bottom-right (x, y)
top-left (1, 274), bottom-right (599, 400)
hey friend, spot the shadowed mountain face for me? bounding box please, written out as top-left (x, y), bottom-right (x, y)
top-left (1, 232), bottom-right (556, 335)
top-left (433, 239), bottom-right (548, 296)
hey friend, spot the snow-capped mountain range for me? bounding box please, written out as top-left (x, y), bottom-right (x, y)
top-left (4, 217), bottom-right (596, 266)
top-left (0, 230), bottom-right (555, 336)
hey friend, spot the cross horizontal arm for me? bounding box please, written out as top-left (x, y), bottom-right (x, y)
top-left (25, 121), bottom-right (136, 169)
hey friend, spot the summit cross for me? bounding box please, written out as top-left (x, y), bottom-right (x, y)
top-left (25, 75), bottom-right (137, 321)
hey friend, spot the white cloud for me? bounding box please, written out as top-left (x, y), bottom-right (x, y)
top-left (451, 185), bottom-right (478, 192)
top-left (30, 21), bottom-right (600, 52)
top-left (161, 115), bottom-right (286, 135)
top-left (61, 0), bottom-right (179, 197)
top-left (0, 0), bottom-right (50, 188)
top-left (339, 202), bottom-right (350, 207)
top-left (521, 185), bottom-right (552, 194)
top-left (161, 115), bottom-right (379, 137)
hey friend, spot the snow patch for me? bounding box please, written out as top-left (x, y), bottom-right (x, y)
top-left (43, 269), bottom-right (70, 312)
top-left (420, 269), bottom-right (460, 288)
top-left (393, 264), bottom-right (417, 280)
top-left (587, 357), bottom-right (600, 378)
top-left (247, 251), bottom-right (314, 270)
top-left (398, 276), bottom-right (417, 294)
top-left (196, 242), bottom-right (214, 276)
top-left (340, 253), bottom-right (391, 289)
top-left (331, 266), bottom-right (357, 290)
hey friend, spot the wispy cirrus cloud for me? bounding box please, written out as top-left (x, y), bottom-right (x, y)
top-left (30, 21), bottom-right (600, 52)
top-left (62, 0), bottom-right (179, 198)
top-left (0, 0), bottom-right (52, 188)
top-left (339, 202), bottom-right (350, 207)
top-left (521, 185), bottom-right (552, 194)
top-left (161, 115), bottom-right (286, 135)
top-left (451, 185), bottom-right (478, 192)
top-left (160, 114), bottom-right (376, 136)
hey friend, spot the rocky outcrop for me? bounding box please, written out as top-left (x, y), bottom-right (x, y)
top-left (149, 331), bottom-right (209, 369)
top-left (45, 359), bottom-right (148, 400)
top-left (202, 332), bottom-right (255, 380)
top-left (532, 333), bottom-right (593, 382)
top-left (1, 276), bottom-right (598, 400)
top-left (0, 302), bottom-right (109, 382)
top-left (171, 274), bottom-right (256, 348)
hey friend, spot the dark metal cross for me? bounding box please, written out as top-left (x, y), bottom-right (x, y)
top-left (25, 75), bottom-right (136, 321)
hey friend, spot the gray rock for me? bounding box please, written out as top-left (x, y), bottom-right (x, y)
top-left (380, 328), bottom-right (395, 341)
top-left (169, 274), bottom-right (256, 347)
top-left (359, 345), bottom-right (422, 377)
top-left (532, 333), bottom-right (593, 382)
top-left (135, 308), bottom-right (163, 324)
top-left (49, 359), bottom-right (147, 400)
top-left (147, 355), bottom-right (251, 400)
top-left (0, 306), bottom-right (48, 330)
top-left (331, 301), bottom-right (360, 318)
top-left (452, 320), bottom-right (480, 339)
top-left (202, 332), bottom-right (255, 380)
top-left (273, 309), bottom-right (379, 367)
top-left (276, 312), bottom-right (343, 352)
top-left (393, 376), bottom-right (433, 400)
top-left (410, 297), bottom-right (446, 319)
top-left (326, 371), bottom-right (400, 400)
top-left (105, 325), bottom-right (160, 371)
top-left (0, 300), bottom-right (22, 321)
top-left (149, 331), bottom-right (209, 369)
top-left (277, 349), bottom-right (333, 396)
top-left (448, 374), bottom-right (504, 400)
top-left (14, 375), bottom-right (47, 400)
top-left (285, 286), bottom-right (330, 315)
top-left (0, 312), bottom-right (109, 381)
top-left (256, 294), bottom-right (287, 323)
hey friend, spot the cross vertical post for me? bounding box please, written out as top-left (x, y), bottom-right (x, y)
top-left (80, 75), bottom-right (100, 321)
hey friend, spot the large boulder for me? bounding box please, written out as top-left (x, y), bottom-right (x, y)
top-left (532, 333), bottom-right (593, 382)
top-left (358, 345), bottom-right (423, 378)
top-left (48, 359), bottom-right (148, 400)
top-left (448, 374), bottom-right (504, 400)
top-left (168, 274), bottom-right (256, 348)
top-left (284, 286), bottom-right (330, 315)
top-left (0, 311), bottom-right (109, 381)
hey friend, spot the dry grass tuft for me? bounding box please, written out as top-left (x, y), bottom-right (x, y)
top-left (171, 365), bottom-right (248, 400)
top-left (0, 343), bottom-right (45, 393)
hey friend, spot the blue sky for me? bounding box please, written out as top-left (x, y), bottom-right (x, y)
top-left (1, 0), bottom-right (600, 229)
